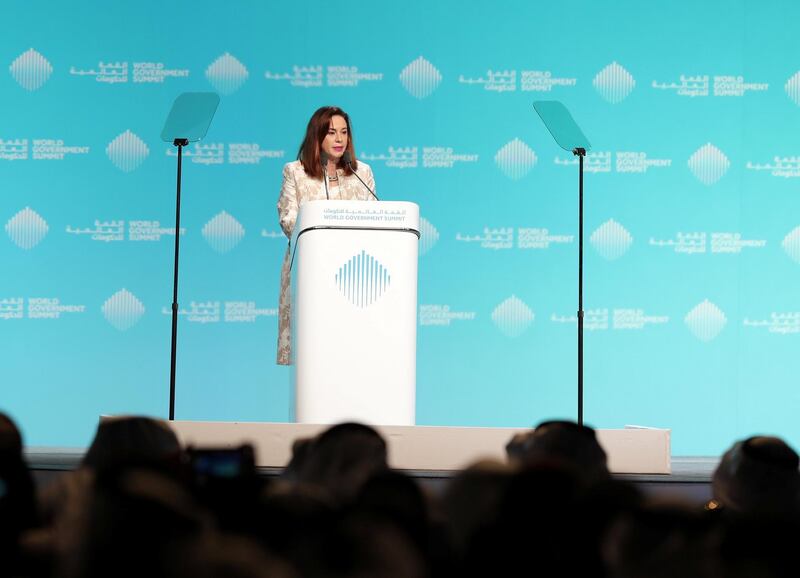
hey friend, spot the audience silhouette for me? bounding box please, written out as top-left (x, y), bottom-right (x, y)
top-left (3, 413), bottom-right (799, 578)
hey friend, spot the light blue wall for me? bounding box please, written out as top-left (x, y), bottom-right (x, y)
top-left (2, 0), bottom-right (800, 455)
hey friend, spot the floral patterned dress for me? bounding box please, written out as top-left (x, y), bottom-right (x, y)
top-left (276, 159), bottom-right (376, 365)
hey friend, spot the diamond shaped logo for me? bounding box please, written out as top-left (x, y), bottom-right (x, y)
top-left (399, 56), bottom-right (442, 99)
top-left (205, 52), bottom-right (249, 95)
top-left (688, 143), bottom-right (730, 186)
top-left (335, 250), bottom-right (390, 307)
top-left (495, 138), bottom-right (537, 180)
top-left (782, 226), bottom-right (800, 263)
top-left (593, 61), bottom-right (635, 104)
top-left (590, 219), bottom-right (633, 260)
top-left (786, 71), bottom-right (800, 106)
top-left (106, 130), bottom-right (149, 172)
top-left (102, 289), bottom-right (145, 331)
top-left (685, 299), bottom-right (727, 342)
top-left (202, 211), bottom-right (245, 253)
top-left (5, 207), bottom-right (48, 249)
top-left (9, 48), bottom-right (53, 91)
top-left (492, 295), bottom-right (534, 337)
top-left (419, 217), bottom-right (439, 256)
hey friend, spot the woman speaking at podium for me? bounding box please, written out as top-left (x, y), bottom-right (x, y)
top-left (276, 106), bottom-right (376, 365)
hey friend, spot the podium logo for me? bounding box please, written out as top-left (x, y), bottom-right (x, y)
top-left (685, 299), bottom-right (727, 342)
top-left (786, 71), bottom-right (800, 106)
top-left (205, 52), bottom-right (249, 95)
top-left (419, 217), bottom-right (439, 256)
top-left (102, 289), bottom-right (145, 331)
top-left (495, 138), bottom-right (537, 180)
top-left (335, 250), bottom-right (390, 308)
top-left (400, 56), bottom-right (441, 99)
top-left (202, 211), bottom-right (245, 253)
top-left (590, 219), bottom-right (632, 260)
top-left (688, 143), bottom-right (729, 185)
top-left (492, 295), bottom-right (534, 337)
top-left (593, 62), bottom-right (635, 104)
top-left (782, 226), bottom-right (800, 263)
top-left (9, 48), bottom-right (53, 91)
top-left (106, 130), bottom-right (149, 172)
top-left (6, 207), bottom-right (48, 249)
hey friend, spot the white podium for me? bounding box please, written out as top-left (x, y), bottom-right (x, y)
top-left (290, 200), bottom-right (420, 425)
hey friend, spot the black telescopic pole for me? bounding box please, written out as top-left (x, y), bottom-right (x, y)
top-left (574, 147), bottom-right (586, 426)
top-left (169, 137), bottom-right (189, 421)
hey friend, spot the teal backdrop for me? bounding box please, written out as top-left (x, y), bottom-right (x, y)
top-left (3, 0), bottom-right (800, 455)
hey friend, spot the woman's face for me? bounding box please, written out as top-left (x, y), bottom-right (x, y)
top-left (320, 115), bottom-right (348, 161)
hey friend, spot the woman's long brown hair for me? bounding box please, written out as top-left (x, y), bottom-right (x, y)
top-left (297, 106), bottom-right (357, 179)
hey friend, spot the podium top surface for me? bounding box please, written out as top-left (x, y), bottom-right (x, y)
top-left (293, 200), bottom-right (420, 242)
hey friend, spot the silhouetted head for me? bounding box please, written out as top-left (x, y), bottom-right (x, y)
top-left (711, 436), bottom-right (800, 516)
top-left (353, 470), bottom-right (430, 553)
top-left (506, 420), bottom-right (609, 485)
top-left (296, 422), bottom-right (388, 504)
top-left (61, 466), bottom-right (208, 578)
top-left (0, 413), bottom-right (23, 457)
top-left (0, 413), bottom-right (38, 568)
top-left (281, 437), bottom-right (314, 482)
top-left (82, 416), bottom-right (182, 472)
top-left (440, 460), bottom-right (513, 556)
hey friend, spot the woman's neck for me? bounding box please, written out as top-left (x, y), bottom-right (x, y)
top-left (325, 159), bottom-right (338, 177)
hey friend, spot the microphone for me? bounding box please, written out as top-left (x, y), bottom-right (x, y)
top-left (320, 151), bottom-right (330, 200)
top-left (342, 151), bottom-right (379, 200)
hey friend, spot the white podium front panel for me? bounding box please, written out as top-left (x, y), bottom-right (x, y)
top-left (290, 201), bottom-right (419, 426)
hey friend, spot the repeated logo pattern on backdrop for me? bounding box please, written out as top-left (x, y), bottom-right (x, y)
top-left (3, 1), bottom-right (800, 453)
top-left (10, 48), bottom-right (53, 91)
